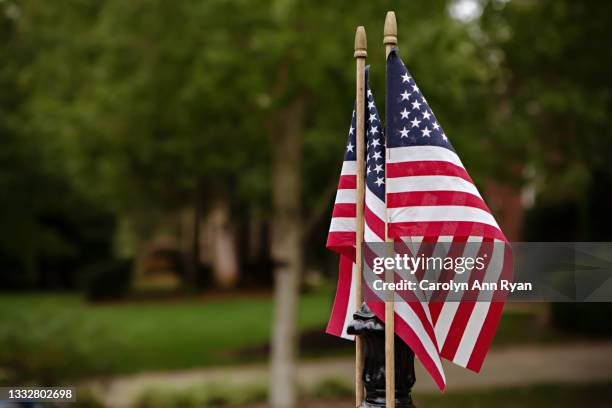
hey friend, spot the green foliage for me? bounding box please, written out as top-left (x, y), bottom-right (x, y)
top-left (2, 0), bottom-right (612, 276)
top-left (2, 0), bottom-right (499, 260)
top-left (308, 378), bottom-right (352, 400)
top-left (75, 389), bottom-right (107, 408)
top-left (0, 307), bottom-right (123, 385)
top-left (481, 0), bottom-right (612, 197)
top-left (135, 383), bottom-right (268, 408)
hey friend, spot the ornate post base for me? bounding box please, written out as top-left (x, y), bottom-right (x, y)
top-left (347, 303), bottom-right (416, 408)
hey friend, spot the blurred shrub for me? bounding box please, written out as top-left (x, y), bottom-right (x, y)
top-left (82, 259), bottom-right (133, 302)
top-left (551, 303), bottom-right (612, 336)
top-left (75, 389), bottom-right (106, 408)
top-left (135, 383), bottom-right (267, 408)
top-left (0, 309), bottom-right (122, 385)
top-left (308, 378), bottom-right (352, 401)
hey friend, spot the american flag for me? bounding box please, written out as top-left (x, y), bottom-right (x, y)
top-left (326, 51), bottom-right (513, 390)
top-left (326, 68), bottom-right (381, 340)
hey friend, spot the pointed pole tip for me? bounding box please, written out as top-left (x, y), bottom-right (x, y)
top-left (383, 11), bottom-right (397, 47)
top-left (354, 26), bottom-right (367, 58)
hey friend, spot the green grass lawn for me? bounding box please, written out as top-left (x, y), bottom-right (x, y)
top-left (415, 382), bottom-right (612, 408)
top-left (0, 291), bottom-right (573, 381)
top-left (0, 290), bottom-right (334, 377)
top-left (132, 380), bottom-right (612, 408)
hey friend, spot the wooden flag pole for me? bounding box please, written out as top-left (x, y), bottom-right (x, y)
top-left (354, 25), bottom-right (367, 407)
top-left (383, 11), bottom-right (398, 408)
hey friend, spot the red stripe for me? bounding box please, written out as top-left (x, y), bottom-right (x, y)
top-left (326, 255), bottom-right (353, 338)
top-left (437, 239), bottom-right (493, 359)
top-left (387, 191), bottom-right (490, 213)
top-left (389, 221), bottom-right (507, 241)
top-left (387, 160), bottom-right (473, 184)
top-left (393, 276), bottom-right (439, 347)
top-left (364, 206), bottom-right (385, 240)
top-left (465, 301), bottom-right (503, 372)
top-left (331, 203), bottom-right (355, 218)
top-left (338, 175), bottom-right (356, 189)
top-left (465, 244), bottom-right (514, 371)
top-left (326, 232), bottom-right (356, 260)
top-left (427, 237), bottom-right (469, 323)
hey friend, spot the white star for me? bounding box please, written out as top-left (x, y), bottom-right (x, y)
top-left (400, 90), bottom-right (410, 101)
top-left (432, 122), bottom-right (440, 130)
top-left (412, 84), bottom-right (419, 92)
top-left (367, 89), bottom-right (373, 97)
top-left (441, 133), bottom-right (448, 141)
top-left (375, 177), bottom-right (385, 187)
top-left (346, 142), bottom-right (354, 152)
top-left (401, 73), bottom-right (410, 83)
top-left (374, 164), bottom-right (383, 173)
top-left (410, 117), bottom-right (421, 128)
top-left (367, 166), bottom-right (372, 175)
top-left (400, 108), bottom-right (410, 119)
top-left (399, 126), bottom-right (409, 138)
top-left (411, 100), bottom-right (422, 110)
top-left (372, 151), bottom-right (382, 160)
top-left (422, 127), bottom-right (432, 137)
top-left (349, 126), bottom-right (354, 135)
top-left (371, 138), bottom-right (381, 147)
top-left (368, 101), bottom-right (375, 110)
top-left (422, 111), bottom-right (431, 120)
top-left (369, 114), bottom-right (377, 123)
top-left (369, 126), bottom-right (379, 135)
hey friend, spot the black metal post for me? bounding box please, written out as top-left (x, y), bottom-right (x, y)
top-left (347, 303), bottom-right (416, 408)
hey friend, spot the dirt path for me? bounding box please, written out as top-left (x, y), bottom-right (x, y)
top-left (93, 342), bottom-right (612, 407)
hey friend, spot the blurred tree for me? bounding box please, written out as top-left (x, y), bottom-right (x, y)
top-left (0, 0), bottom-right (116, 288)
top-left (4, 0), bottom-right (501, 403)
top-left (481, 0), bottom-right (612, 239)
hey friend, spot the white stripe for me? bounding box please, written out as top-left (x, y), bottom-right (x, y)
top-left (452, 241), bottom-right (505, 366)
top-left (475, 239), bottom-right (506, 302)
top-left (434, 236), bottom-right (483, 348)
top-left (340, 262), bottom-right (357, 340)
top-left (388, 206), bottom-right (500, 230)
top-left (334, 189), bottom-right (356, 204)
top-left (452, 302), bottom-right (489, 367)
top-left (364, 222), bottom-right (383, 242)
top-left (387, 175), bottom-right (482, 198)
top-left (365, 186), bottom-right (386, 219)
top-left (387, 145), bottom-right (464, 168)
top-left (341, 160), bottom-right (357, 176)
top-left (329, 217), bottom-right (355, 232)
top-left (395, 302), bottom-right (446, 383)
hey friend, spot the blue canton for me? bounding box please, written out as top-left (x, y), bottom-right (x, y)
top-left (386, 49), bottom-right (454, 152)
top-left (365, 68), bottom-right (385, 201)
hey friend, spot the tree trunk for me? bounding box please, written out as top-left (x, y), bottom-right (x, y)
top-left (269, 98), bottom-right (305, 408)
top-left (208, 198), bottom-right (239, 288)
top-left (180, 181), bottom-right (204, 290)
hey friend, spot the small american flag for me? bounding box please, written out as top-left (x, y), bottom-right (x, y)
top-left (326, 51), bottom-right (513, 390)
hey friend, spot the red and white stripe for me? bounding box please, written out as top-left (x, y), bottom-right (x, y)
top-left (386, 144), bottom-right (512, 373)
top-left (327, 158), bottom-right (358, 340)
top-left (327, 146), bottom-right (449, 390)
